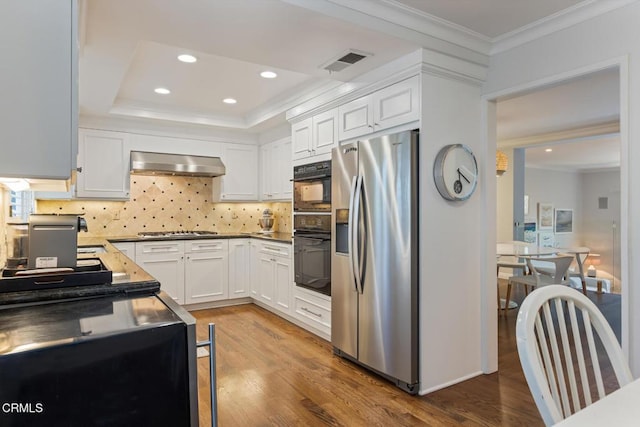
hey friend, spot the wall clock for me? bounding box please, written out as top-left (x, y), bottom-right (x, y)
top-left (433, 144), bottom-right (478, 201)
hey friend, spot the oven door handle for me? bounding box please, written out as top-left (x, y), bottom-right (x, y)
top-left (301, 238), bottom-right (328, 245)
top-left (291, 174), bottom-right (329, 182)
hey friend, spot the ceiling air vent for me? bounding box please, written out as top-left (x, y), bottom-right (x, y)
top-left (322, 49), bottom-right (372, 73)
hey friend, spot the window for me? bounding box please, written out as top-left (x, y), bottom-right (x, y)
top-left (9, 191), bottom-right (34, 221)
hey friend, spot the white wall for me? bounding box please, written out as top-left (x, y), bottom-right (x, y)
top-left (524, 168), bottom-right (582, 248)
top-left (419, 71), bottom-right (484, 393)
top-left (581, 169), bottom-right (621, 291)
top-left (496, 148), bottom-right (515, 242)
top-left (485, 2), bottom-right (639, 372)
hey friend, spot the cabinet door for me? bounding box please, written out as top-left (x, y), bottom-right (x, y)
top-left (260, 143), bottom-right (275, 200)
top-left (76, 129), bottom-right (130, 199)
top-left (0, 0), bottom-right (77, 180)
top-left (219, 144), bottom-right (258, 201)
top-left (274, 256), bottom-right (292, 312)
top-left (280, 139), bottom-right (293, 199)
top-left (312, 109), bottom-right (338, 156)
top-left (111, 242), bottom-right (135, 262)
top-left (338, 96), bottom-right (373, 141)
top-left (228, 239), bottom-right (251, 298)
top-left (291, 118), bottom-right (312, 161)
top-left (136, 243), bottom-right (185, 304)
top-left (185, 247), bottom-right (229, 304)
top-left (249, 240), bottom-right (260, 298)
top-left (258, 254), bottom-right (275, 304)
top-left (373, 76), bottom-right (420, 131)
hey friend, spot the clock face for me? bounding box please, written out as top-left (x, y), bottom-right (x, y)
top-left (433, 144), bottom-right (478, 201)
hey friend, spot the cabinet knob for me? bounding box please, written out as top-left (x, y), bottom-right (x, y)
top-left (76, 167), bottom-right (83, 173)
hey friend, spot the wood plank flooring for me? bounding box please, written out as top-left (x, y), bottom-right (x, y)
top-left (192, 287), bottom-right (620, 426)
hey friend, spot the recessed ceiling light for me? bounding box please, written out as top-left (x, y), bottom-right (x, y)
top-left (178, 54), bottom-right (197, 63)
top-left (223, 98), bottom-right (237, 104)
top-left (154, 87), bottom-right (171, 95)
top-left (260, 71), bottom-right (277, 79)
top-left (545, 148), bottom-right (553, 152)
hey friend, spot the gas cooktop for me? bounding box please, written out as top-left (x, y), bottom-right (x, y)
top-left (138, 231), bottom-right (219, 238)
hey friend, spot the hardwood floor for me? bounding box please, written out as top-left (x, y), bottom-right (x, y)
top-left (192, 287), bottom-right (621, 426)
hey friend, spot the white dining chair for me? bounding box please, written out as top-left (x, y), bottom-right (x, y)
top-left (516, 285), bottom-right (633, 426)
top-left (533, 247), bottom-right (590, 295)
top-left (505, 255), bottom-right (574, 310)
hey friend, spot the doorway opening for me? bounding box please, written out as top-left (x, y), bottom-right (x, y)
top-left (490, 65), bottom-right (624, 372)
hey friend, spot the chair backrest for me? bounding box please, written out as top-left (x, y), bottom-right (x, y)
top-left (516, 285), bottom-right (632, 426)
top-left (525, 255), bottom-right (574, 286)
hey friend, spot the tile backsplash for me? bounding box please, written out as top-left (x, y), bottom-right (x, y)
top-left (37, 175), bottom-right (291, 237)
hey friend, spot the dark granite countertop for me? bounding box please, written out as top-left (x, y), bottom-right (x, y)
top-left (0, 232), bottom-right (291, 306)
top-left (0, 239), bottom-right (160, 307)
top-left (107, 231), bottom-right (292, 244)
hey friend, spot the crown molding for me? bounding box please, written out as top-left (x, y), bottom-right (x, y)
top-left (498, 120), bottom-right (620, 149)
top-left (281, 0), bottom-right (490, 65)
top-left (491, 0), bottom-right (637, 55)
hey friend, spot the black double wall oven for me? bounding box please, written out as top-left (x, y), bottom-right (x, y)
top-left (293, 160), bottom-right (331, 296)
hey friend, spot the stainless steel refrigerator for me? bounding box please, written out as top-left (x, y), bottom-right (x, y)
top-left (331, 128), bottom-right (419, 394)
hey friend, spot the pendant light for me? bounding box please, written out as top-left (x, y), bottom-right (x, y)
top-left (496, 150), bottom-right (508, 177)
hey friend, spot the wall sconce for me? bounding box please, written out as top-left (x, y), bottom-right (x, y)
top-left (585, 253), bottom-right (601, 277)
top-left (496, 150), bottom-right (508, 177)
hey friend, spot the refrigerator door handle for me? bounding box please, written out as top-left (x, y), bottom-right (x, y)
top-left (347, 176), bottom-right (360, 293)
top-left (353, 175), bottom-right (364, 294)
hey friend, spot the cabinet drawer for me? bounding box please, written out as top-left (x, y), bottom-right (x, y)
top-left (136, 241), bottom-right (184, 255)
top-left (259, 242), bottom-right (290, 258)
top-left (186, 240), bottom-right (228, 253)
top-left (294, 294), bottom-right (331, 330)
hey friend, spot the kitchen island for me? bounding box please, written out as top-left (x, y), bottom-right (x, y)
top-left (0, 240), bottom-right (199, 427)
top-left (0, 238), bottom-right (160, 306)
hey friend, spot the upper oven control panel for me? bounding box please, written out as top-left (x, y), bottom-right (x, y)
top-left (293, 160), bottom-right (331, 180)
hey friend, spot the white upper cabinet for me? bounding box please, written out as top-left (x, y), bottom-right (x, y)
top-left (338, 76), bottom-right (420, 140)
top-left (292, 109), bottom-right (338, 161)
top-left (0, 0), bottom-right (78, 179)
top-left (216, 144), bottom-right (258, 201)
top-left (261, 137), bottom-right (292, 201)
top-left (292, 118), bottom-right (313, 160)
top-left (76, 129), bottom-right (131, 199)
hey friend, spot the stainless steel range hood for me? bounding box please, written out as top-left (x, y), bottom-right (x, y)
top-left (130, 151), bottom-right (226, 177)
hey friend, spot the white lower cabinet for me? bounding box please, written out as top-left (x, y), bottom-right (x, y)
top-left (228, 239), bottom-right (253, 298)
top-left (136, 241), bottom-right (186, 304)
top-left (254, 241), bottom-right (292, 314)
top-left (185, 240), bottom-right (228, 304)
top-left (110, 242), bottom-right (135, 261)
top-left (135, 240), bottom-right (228, 305)
top-left (293, 287), bottom-right (331, 338)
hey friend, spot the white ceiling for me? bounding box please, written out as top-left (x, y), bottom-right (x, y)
top-left (496, 69), bottom-right (620, 171)
top-left (80, 0), bottom-right (621, 170)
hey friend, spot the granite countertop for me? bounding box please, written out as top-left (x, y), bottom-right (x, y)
top-left (0, 232), bottom-right (291, 306)
top-left (0, 239), bottom-right (160, 307)
top-left (106, 231), bottom-right (292, 244)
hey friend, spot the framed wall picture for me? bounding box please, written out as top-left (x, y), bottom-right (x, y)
top-left (524, 222), bottom-right (537, 244)
top-left (538, 232), bottom-right (555, 248)
top-left (537, 202), bottom-right (554, 230)
top-left (555, 208), bottom-right (573, 234)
